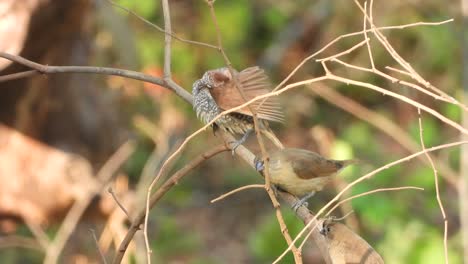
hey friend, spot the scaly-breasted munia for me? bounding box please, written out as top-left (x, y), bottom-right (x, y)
top-left (255, 148), bottom-right (358, 210)
top-left (192, 66), bottom-right (283, 150)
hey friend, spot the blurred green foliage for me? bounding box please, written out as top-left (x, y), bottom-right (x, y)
top-left (248, 210), bottom-right (305, 263)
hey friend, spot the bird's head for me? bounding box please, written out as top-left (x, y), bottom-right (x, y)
top-left (203, 67), bottom-right (232, 89)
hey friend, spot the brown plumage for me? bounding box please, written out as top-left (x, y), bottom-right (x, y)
top-left (192, 66), bottom-right (284, 150)
top-left (208, 67), bottom-right (284, 123)
top-left (255, 148), bottom-right (358, 209)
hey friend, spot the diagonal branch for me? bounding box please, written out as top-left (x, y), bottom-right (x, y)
top-left (112, 144), bottom-right (229, 264)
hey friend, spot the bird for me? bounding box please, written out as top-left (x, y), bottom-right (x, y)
top-left (254, 148), bottom-right (359, 211)
top-left (192, 66), bottom-right (284, 152)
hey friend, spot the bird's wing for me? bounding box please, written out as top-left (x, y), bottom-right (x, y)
top-left (209, 67), bottom-right (284, 123)
top-left (285, 150), bottom-right (341, 179)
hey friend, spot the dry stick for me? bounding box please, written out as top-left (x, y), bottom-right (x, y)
top-left (363, 0), bottom-right (460, 108)
top-left (104, 0), bottom-right (218, 50)
top-left (386, 65), bottom-right (412, 77)
top-left (205, 1), bottom-right (302, 262)
top-left (273, 140), bottom-right (468, 264)
top-left (353, 0), bottom-right (464, 110)
top-left (309, 84), bottom-right (459, 188)
top-left (0, 70), bottom-right (38, 82)
top-left (43, 141), bottom-right (135, 264)
top-left (210, 184), bottom-right (265, 203)
top-left (326, 73), bottom-right (468, 135)
top-left (363, 2), bottom-right (376, 70)
top-left (418, 109), bottom-right (449, 264)
top-left (143, 0), bottom-right (173, 261)
top-left (255, 17), bottom-right (453, 111)
top-left (330, 58), bottom-right (450, 102)
top-left (112, 144), bottom-right (228, 264)
top-left (268, 19), bottom-right (453, 95)
top-left (315, 39), bottom-right (368, 62)
top-left (90, 229), bottom-right (109, 264)
top-left (24, 217), bottom-right (50, 250)
top-left (108, 187), bottom-right (131, 220)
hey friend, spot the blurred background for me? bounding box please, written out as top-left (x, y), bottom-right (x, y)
top-left (0, 0), bottom-right (465, 263)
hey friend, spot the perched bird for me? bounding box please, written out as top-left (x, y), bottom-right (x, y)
top-left (192, 66), bottom-right (284, 151)
top-left (254, 148), bottom-right (359, 211)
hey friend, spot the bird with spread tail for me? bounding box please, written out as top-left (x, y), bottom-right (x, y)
top-left (192, 66), bottom-right (284, 152)
top-left (254, 148), bottom-right (359, 211)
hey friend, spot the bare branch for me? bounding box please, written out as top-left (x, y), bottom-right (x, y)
top-left (108, 187), bottom-right (131, 220)
top-left (210, 184), bottom-right (265, 203)
top-left (104, 0), bottom-right (218, 49)
top-left (112, 144), bottom-right (229, 264)
top-left (0, 52), bottom-right (193, 103)
top-left (418, 109), bottom-right (449, 264)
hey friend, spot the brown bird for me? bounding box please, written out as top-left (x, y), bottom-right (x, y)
top-left (254, 148), bottom-right (359, 211)
top-left (192, 66), bottom-right (284, 151)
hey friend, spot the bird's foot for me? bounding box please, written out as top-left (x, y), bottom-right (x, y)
top-left (228, 139), bottom-right (243, 155)
top-left (292, 200), bottom-right (309, 212)
top-left (228, 129), bottom-right (253, 155)
top-left (292, 191), bottom-right (316, 212)
top-left (254, 159), bottom-right (264, 172)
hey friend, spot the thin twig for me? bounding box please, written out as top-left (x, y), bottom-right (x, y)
top-left (108, 187), bottom-right (131, 220)
top-left (144, 0), bottom-right (173, 261)
top-left (268, 18), bottom-right (453, 95)
top-left (326, 73), bottom-right (468, 135)
top-left (90, 229), bottom-right (109, 264)
top-left (327, 186), bottom-right (424, 219)
top-left (210, 184), bottom-right (265, 203)
top-left (363, 2), bottom-right (376, 69)
top-left (24, 218), bottom-right (50, 250)
top-left (353, 0), bottom-right (462, 108)
top-left (315, 39), bottom-right (367, 62)
top-left (0, 70), bottom-right (38, 82)
top-left (104, 0), bottom-right (218, 49)
top-left (418, 109), bottom-right (449, 264)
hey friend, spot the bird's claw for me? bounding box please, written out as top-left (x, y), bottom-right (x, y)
top-left (292, 191), bottom-right (315, 212)
top-left (292, 200), bottom-right (308, 212)
top-left (228, 129), bottom-right (253, 155)
top-left (228, 140), bottom-right (242, 155)
top-left (255, 160), bottom-right (265, 172)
